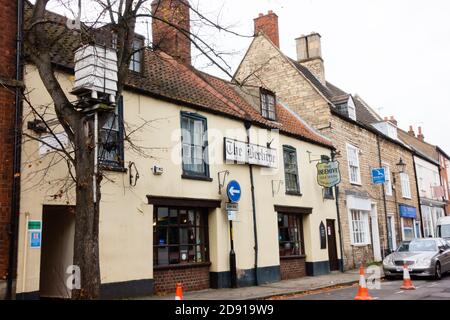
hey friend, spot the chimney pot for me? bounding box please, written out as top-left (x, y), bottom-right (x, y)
top-left (418, 126), bottom-right (425, 141)
top-left (254, 10), bottom-right (280, 48)
top-left (295, 32), bottom-right (325, 85)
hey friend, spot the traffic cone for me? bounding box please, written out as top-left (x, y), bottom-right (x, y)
top-left (175, 283), bottom-right (183, 300)
top-left (400, 264), bottom-right (416, 290)
top-left (354, 264), bottom-right (373, 300)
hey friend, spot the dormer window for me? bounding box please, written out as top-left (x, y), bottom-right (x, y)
top-left (129, 39), bottom-right (143, 73)
top-left (335, 96), bottom-right (357, 121)
top-left (260, 88), bottom-right (276, 121)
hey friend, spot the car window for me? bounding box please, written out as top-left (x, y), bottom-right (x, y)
top-left (398, 240), bottom-right (437, 252)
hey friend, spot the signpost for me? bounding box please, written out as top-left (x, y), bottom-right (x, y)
top-left (316, 161), bottom-right (341, 188)
top-left (226, 180), bottom-right (241, 288)
top-left (224, 138), bottom-right (277, 168)
top-left (371, 168), bottom-right (386, 184)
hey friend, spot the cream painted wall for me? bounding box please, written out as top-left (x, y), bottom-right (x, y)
top-left (17, 65), bottom-right (340, 295)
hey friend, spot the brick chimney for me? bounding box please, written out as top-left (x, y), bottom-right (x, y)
top-left (418, 126), bottom-right (425, 141)
top-left (296, 33), bottom-right (325, 85)
top-left (151, 0), bottom-right (191, 65)
top-left (408, 125), bottom-right (416, 137)
top-left (254, 10), bottom-right (280, 48)
top-left (389, 116), bottom-right (398, 126)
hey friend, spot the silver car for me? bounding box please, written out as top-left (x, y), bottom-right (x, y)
top-left (383, 238), bottom-right (450, 280)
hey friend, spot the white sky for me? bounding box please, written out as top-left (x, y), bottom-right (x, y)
top-left (45, 0), bottom-right (450, 153)
top-left (188, 0), bottom-right (450, 154)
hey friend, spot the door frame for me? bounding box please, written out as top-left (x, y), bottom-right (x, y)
top-left (387, 214), bottom-right (397, 251)
top-left (370, 203), bottom-right (382, 262)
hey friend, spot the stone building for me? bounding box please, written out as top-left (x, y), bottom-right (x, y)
top-left (234, 11), bottom-right (421, 270)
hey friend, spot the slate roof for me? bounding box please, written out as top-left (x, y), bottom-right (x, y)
top-left (397, 129), bottom-right (440, 164)
top-left (23, 2), bottom-right (333, 149)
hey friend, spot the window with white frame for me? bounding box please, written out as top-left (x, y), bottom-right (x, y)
top-left (347, 98), bottom-right (357, 121)
top-left (401, 218), bottom-right (415, 241)
top-left (383, 164), bottom-right (392, 196)
top-left (350, 210), bottom-right (370, 245)
top-left (400, 172), bottom-right (412, 199)
top-left (433, 207), bottom-right (445, 232)
top-left (347, 144), bottom-right (361, 184)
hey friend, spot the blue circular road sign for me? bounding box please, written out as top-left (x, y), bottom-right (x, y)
top-left (227, 180), bottom-right (241, 203)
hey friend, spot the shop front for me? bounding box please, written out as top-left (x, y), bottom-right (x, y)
top-left (399, 205), bottom-right (420, 240)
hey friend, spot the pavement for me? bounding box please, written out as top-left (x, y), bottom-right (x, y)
top-left (291, 274), bottom-right (450, 300)
top-left (137, 268), bottom-right (367, 300)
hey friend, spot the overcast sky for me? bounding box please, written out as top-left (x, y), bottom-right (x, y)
top-left (187, 0), bottom-right (450, 153)
top-left (47, 0), bottom-right (450, 153)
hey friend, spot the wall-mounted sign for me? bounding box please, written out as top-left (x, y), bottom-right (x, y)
top-left (224, 138), bottom-right (277, 168)
top-left (225, 202), bottom-right (239, 211)
top-left (399, 205), bottom-right (417, 219)
top-left (30, 231), bottom-right (41, 248)
top-left (320, 222), bottom-right (327, 249)
top-left (371, 168), bottom-right (386, 184)
top-left (316, 161), bottom-right (341, 188)
top-left (28, 220), bottom-right (42, 231)
top-left (226, 180), bottom-right (242, 203)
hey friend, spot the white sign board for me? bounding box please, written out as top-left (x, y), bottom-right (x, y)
top-left (39, 133), bottom-right (69, 155)
top-left (224, 138), bottom-right (277, 168)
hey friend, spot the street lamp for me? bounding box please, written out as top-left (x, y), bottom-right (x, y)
top-left (396, 158), bottom-right (406, 174)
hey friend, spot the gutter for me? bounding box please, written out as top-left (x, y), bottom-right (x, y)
top-left (6, 0), bottom-right (24, 300)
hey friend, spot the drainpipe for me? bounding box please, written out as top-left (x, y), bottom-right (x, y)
top-left (6, 0), bottom-right (24, 300)
top-left (245, 121), bottom-right (259, 286)
top-left (331, 151), bottom-right (344, 272)
top-left (376, 135), bottom-right (390, 256)
top-left (412, 156), bottom-right (425, 237)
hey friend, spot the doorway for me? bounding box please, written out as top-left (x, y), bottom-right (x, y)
top-left (370, 204), bottom-right (382, 262)
top-left (326, 219), bottom-right (339, 271)
top-left (39, 206), bottom-right (75, 299)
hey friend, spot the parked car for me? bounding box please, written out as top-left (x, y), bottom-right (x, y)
top-left (383, 238), bottom-right (450, 280)
top-left (436, 216), bottom-right (450, 240)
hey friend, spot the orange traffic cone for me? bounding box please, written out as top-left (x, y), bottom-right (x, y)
top-left (175, 283), bottom-right (183, 300)
top-left (354, 264), bottom-right (373, 300)
top-left (400, 264), bottom-right (416, 290)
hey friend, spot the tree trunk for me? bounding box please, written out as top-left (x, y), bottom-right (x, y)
top-left (71, 113), bottom-right (101, 300)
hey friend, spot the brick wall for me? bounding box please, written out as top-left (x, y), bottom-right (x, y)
top-left (254, 11), bottom-right (279, 48)
top-left (0, 0), bottom-right (18, 282)
top-left (153, 265), bottom-right (210, 295)
top-left (280, 257), bottom-right (306, 280)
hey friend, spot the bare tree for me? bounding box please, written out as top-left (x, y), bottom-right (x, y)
top-left (24, 0), bottom-right (250, 299)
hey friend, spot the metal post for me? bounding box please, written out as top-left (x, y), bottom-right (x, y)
top-left (229, 220), bottom-right (237, 288)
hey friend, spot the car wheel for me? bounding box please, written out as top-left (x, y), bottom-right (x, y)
top-left (435, 262), bottom-right (442, 280)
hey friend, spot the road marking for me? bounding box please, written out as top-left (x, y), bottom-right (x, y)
top-left (395, 291), bottom-right (404, 294)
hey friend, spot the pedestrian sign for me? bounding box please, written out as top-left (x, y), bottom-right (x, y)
top-left (30, 231), bottom-right (41, 248)
top-left (371, 168), bottom-right (386, 184)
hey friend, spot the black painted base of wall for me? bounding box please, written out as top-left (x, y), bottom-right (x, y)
top-left (306, 260), bottom-right (331, 276)
top-left (15, 278), bottom-right (154, 300)
top-left (210, 265), bottom-right (281, 289)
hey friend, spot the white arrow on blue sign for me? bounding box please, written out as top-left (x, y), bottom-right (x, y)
top-left (227, 180), bottom-right (241, 203)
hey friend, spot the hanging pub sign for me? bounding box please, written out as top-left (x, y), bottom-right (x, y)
top-left (320, 221), bottom-right (327, 249)
top-left (224, 138), bottom-right (277, 168)
top-left (316, 161), bottom-right (341, 188)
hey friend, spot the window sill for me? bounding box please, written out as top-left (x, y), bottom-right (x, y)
top-left (100, 165), bottom-right (127, 173)
top-left (350, 182), bottom-right (362, 186)
top-left (280, 255), bottom-right (306, 260)
top-left (153, 262), bottom-right (211, 271)
top-left (286, 191), bottom-right (302, 197)
top-left (351, 243), bottom-right (371, 247)
top-left (402, 196), bottom-right (412, 200)
top-left (324, 195), bottom-right (335, 200)
top-left (181, 174), bottom-right (213, 182)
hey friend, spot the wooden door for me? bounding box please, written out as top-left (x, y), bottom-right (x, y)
top-left (326, 219), bottom-right (339, 271)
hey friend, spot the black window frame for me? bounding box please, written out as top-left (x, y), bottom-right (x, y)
top-left (278, 212), bottom-right (305, 257)
top-left (99, 96), bottom-right (125, 170)
top-left (180, 112), bottom-right (211, 181)
top-left (283, 145), bottom-right (301, 195)
top-left (153, 206), bottom-right (210, 267)
top-left (129, 38), bottom-right (143, 73)
top-left (260, 88), bottom-right (277, 121)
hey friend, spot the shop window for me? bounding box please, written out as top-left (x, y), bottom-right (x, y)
top-left (350, 210), bottom-right (370, 245)
top-left (260, 89), bottom-right (276, 121)
top-left (99, 97), bottom-right (124, 168)
top-left (180, 112), bottom-right (210, 179)
top-left (400, 173), bottom-right (412, 199)
top-left (401, 218), bottom-right (415, 241)
top-left (153, 207), bottom-right (209, 266)
top-left (278, 213), bottom-right (304, 257)
top-left (346, 144), bottom-right (361, 185)
top-left (283, 145), bottom-right (300, 195)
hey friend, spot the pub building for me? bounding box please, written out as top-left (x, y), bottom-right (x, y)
top-left (14, 1), bottom-right (342, 299)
